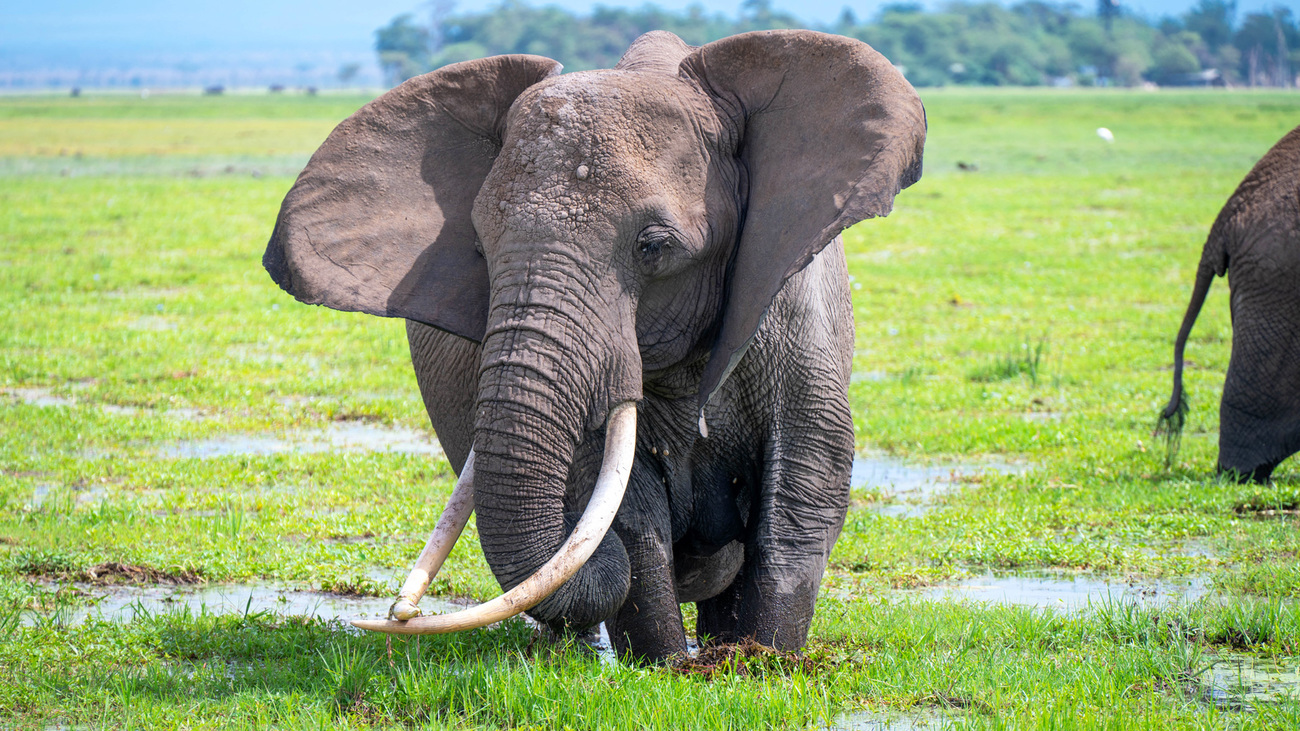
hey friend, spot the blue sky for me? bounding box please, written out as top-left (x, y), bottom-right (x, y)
top-left (2, 0), bottom-right (1287, 61)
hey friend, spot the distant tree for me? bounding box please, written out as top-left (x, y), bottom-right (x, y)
top-left (1152, 31), bottom-right (1203, 81)
top-left (1234, 8), bottom-right (1298, 86)
top-left (1098, 0), bottom-right (1120, 33)
top-left (337, 62), bottom-right (361, 86)
top-left (1184, 0), bottom-right (1235, 50)
top-left (371, 0), bottom-right (1299, 89)
top-left (376, 14), bottom-right (430, 85)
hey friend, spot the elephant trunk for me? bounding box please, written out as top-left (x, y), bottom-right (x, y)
top-left (471, 270), bottom-right (642, 631)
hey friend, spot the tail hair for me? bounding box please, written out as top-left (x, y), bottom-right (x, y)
top-left (1153, 393), bottom-right (1190, 467)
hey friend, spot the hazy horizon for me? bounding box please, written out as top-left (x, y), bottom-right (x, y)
top-left (2, 0), bottom-right (1288, 89)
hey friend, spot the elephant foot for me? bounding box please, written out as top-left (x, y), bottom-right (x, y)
top-left (1217, 460), bottom-right (1278, 484)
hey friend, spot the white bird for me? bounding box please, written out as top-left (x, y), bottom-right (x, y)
top-left (1096, 127), bottom-right (1115, 143)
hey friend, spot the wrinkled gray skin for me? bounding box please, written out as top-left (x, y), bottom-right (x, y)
top-left (1159, 124), bottom-right (1300, 483)
top-left (264, 30), bottom-right (926, 661)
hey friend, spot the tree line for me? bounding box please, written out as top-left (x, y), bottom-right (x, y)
top-left (376, 0), bottom-right (1297, 88)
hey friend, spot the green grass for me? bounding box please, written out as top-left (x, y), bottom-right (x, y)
top-left (2, 88), bottom-right (1300, 728)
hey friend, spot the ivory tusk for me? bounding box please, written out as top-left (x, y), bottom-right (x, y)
top-left (354, 401), bottom-right (637, 635)
top-left (388, 449), bottom-right (477, 620)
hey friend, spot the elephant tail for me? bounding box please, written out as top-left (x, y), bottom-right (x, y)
top-left (1155, 239), bottom-right (1225, 466)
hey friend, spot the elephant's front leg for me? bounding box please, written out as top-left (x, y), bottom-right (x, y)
top-left (604, 464), bottom-right (687, 662)
top-left (736, 422), bottom-right (852, 649)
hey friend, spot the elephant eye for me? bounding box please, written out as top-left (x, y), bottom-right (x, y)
top-left (638, 228), bottom-right (676, 263)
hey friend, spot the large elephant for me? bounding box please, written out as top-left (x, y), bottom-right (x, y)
top-left (1158, 124), bottom-right (1300, 483)
top-left (264, 30), bottom-right (926, 660)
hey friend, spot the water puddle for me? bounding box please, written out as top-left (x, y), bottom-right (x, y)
top-left (829, 710), bottom-right (951, 730)
top-left (4, 387), bottom-right (76, 408)
top-left (851, 455), bottom-right (1023, 517)
top-left (850, 370), bottom-right (888, 384)
top-left (1200, 654), bottom-right (1300, 709)
top-left (3, 386), bottom-right (202, 420)
top-left (30, 582), bottom-right (462, 626)
top-left (160, 422), bottom-right (444, 459)
top-left (1143, 538), bottom-right (1219, 561)
top-left (919, 572), bottom-right (1210, 611)
top-left (27, 484), bottom-right (108, 510)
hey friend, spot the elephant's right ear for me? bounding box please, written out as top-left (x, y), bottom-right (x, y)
top-left (263, 55), bottom-right (562, 342)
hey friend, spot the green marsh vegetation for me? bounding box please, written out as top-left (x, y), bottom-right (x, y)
top-left (2, 88), bottom-right (1299, 728)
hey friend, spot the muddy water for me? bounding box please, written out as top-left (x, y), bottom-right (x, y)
top-left (851, 455), bottom-right (1024, 517)
top-left (32, 582), bottom-right (462, 626)
top-left (920, 572), bottom-right (1210, 611)
top-left (1201, 655), bottom-right (1300, 708)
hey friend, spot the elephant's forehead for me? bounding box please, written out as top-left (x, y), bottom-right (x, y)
top-left (502, 71), bottom-right (712, 185)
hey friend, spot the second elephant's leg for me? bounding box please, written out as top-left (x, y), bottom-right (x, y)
top-left (1218, 282), bottom-right (1300, 483)
top-left (695, 569), bottom-right (744, 645)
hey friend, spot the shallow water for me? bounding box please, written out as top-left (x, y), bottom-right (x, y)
top-left (920, 572), bottom-right (1210, 611)
top-left (4, 386), bottom-right (202, 420)
top-left (4, 387), bottom-right (76, 408)
top-left (829, 710), bottom-right (951, 730)
top-left (1201, 655), bottom-right (1300, 708)
top-left (850, 455), bottom-right (1023, 517)
top-left (31, 582), bottom-right (462, 626)
top-left (160, 422), bottom-right (444, 459)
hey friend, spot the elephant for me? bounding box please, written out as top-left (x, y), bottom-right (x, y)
top-left (1157, 124), bottom-right (1300, 483)
top-left (263, 29), bottom-right (926, 661)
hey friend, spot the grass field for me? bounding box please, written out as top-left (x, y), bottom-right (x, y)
top-left (2, 87), bottom-right (1300, 729)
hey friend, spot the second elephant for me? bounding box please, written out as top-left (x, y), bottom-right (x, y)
top-left (1158, 124), bottom-right (1300, 483)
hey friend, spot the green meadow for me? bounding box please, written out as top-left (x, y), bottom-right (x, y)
top-left (2, 87), bottom-right (1299, 729)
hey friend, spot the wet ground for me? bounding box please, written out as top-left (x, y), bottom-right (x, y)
top-left (850, 454), bottom-right (1025, 518)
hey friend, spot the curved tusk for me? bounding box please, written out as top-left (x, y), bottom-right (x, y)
top-left (354, 401), bottom-right (637, 635)
top-left (388, 448), bottom-right (477, 620)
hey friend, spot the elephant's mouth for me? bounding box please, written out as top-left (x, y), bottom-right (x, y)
top-left (352, 401), bottom-right (638, 635)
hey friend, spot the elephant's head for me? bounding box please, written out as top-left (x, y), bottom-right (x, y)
top-left (264, 30), bottom-right (925, 632)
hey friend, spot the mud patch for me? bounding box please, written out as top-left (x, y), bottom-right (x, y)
top-left (160, 422), bottom-right (444, 459)
top-left (78, 562), bottom-right (203, 586)
top-left (851, 455), bottom-right (1024, 517)
top-left (672, 639), bottom-right (819, 678)
top-left (919, 571), bottom-right (1209, 611)
top-left (13, 555), bottom-right (202, 585)
top-left (1200, 654), bottom-right (1300, 709)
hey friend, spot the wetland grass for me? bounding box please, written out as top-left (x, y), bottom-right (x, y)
top-left (2, 88), bottom-right (1300, 727)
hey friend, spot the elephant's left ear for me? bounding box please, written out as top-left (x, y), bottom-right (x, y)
top-left (263, 55), bottom-right (562, 341)
top-left (679, 30), bottom-right (926, 409)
